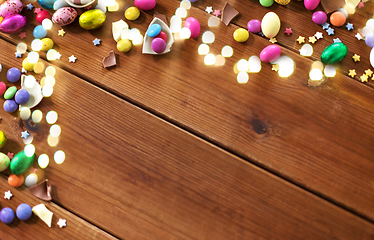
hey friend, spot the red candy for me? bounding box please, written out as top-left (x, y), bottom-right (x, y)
top-left (0, 82), bottom-right (6, 96)
top-left (36, 10), bottom-right (51, 24)
top-left (155, 31), bottom-right (167, 42)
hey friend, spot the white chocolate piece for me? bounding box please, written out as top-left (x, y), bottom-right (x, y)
top-left (32, 204), bottom-right (53, 227)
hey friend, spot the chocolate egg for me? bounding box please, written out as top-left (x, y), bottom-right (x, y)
top-left (0, 14), bottom-right (26, 34)
top-left (52, 7), bottom-right (77, 26)
top-left (184, 17), bottom-right (200, 38)
top-left (0, 153), bottom-right (10, 172)
top-left (37, 0), bottom-right (57, 9)
top-left (320, 42), bottom-right (347, 64)
top-left (10, 151), bottom-right (36, 175)
top-left (134, 0), bottom-right (156, 10)
top-left (260, 44), bottom-right (281, 63)
top-left (79, 9), bottom-right (106, 30)
top-left (0, 0), bottom-right (23, 18)
top-left (261, 12), bottom-right (280, 39)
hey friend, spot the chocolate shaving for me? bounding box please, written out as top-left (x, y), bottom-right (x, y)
top-left (153, 11), bottom-right (168, 25)
top-left (221, 2), bottom-right (239, 26)
top-left (102, 51), bottom-right (117, 68)
top-left (28, 179), bottom-right (52, 201)
top-left (320, 0), bottom-right (345, 14)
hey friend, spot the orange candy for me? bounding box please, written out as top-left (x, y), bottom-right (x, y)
top-left (8, 174), bottom-right (24, 187)
top-left (330, 11), bottom-right (346, 27)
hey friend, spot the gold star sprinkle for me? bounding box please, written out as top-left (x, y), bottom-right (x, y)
top-left (352, 54), bottom-right (360, 62)
top-left (365, 69), bottom-right (373, 77)
top-left (272, 64), bottom-right (279, 71)
top-left (360, 74), bottom-right (368, 82)
top-left (372, 75), bottom-right (374, 80)
top-left (296, 36), bottom-right (305, 44)
top-left (348, 69), bottom-right (356, 78)
top-left (308, 36), bottom-right (317, 44)
top-left (58, 29), bottom-right (65, 36)
top-left (269, 38), bottom-right (277, 43)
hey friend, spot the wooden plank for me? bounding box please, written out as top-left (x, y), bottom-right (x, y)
top-left (0, 36), bottom-right (374, 239)
top-left (0, 174), bottom-right (118, 239)
top-left (1, 0), bottom-right (374, 221)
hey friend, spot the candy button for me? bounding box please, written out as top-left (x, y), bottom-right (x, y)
top-left (233, 28), bottom-right (249, 42)
top-left (0, 82), bottom-right (6, 96)
top-left (10, 150), bottom-right (36, 175)
top-left (147, 23), bottom-right (161, 37)
top-left (125, 6), bottom-right (140, 21)
top-left (4, 86), bottom-right (17, 99)
top-left (0, 208), bottom-right (15, 224)
top-left (312, 11), bottom-right (327, 25)
top-left (247, 19), bottom-right (261, 33)
top-left (259, 0), bottom-right (274, 7)
top-left (151, 38), bottom-right (166, 53)
top-left (184, 17), bottom-right (200, 38)
top-left (33, 25), bottom-right (48, 39)
top-left (22, 58), bottom-right (35, 71)
top-left (330, 11), bottom-right (346, 27)
top-left (41, 38), bottom-right (54, 51)
top-left (36, 10), bottom-right (51, 24)
top-left (16, 204), bottom-right (32, 221)
top-left (304, 0), bottom-right (320, 10)
top-left (15, 89), bottom-right (30, 104)
top-left (8, 174), bottom-right (24, 187)
top-left (3, 99), bottom-right (18, 113)
top-left (117, 39), bottom-right (132, 52)
top-left (7, 67), bottom-right (21, 82)
top-left (155, 31), bottom-right (168, 42)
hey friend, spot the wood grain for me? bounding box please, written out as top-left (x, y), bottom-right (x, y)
top-left (0, 37), bottom-right (373, 239)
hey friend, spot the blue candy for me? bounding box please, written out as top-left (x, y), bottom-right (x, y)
top-left (15, 89), bottom-right (30, 105)
top-left (3, 100), bottom-right (19, 113)
top-left (37, 0), bottom-right (57, 9)
top-left (33, 25), bottom-right (48, 39)
top-left (7, 68), bottom-right (21, 83)
top-left (1, 207), bottom-right (15, 224)
top-left (147, 24), bottom-right (161, 37)
top-left (16, 203), bottom-right (32, 221)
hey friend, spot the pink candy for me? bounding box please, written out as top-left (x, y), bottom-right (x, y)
top-left (184, 17), bottom-right (200, 39)
top-left (0, 0), bottom-right (23, 18)
top-left (260, 45), bottom-right (281, 63)
top-left (1, 14), bottom-right (26, 34)
top-left (304, 0), bottom-right (320, 11)
top-left (134, 0), bottom-right (156, 11)
top-left (0, 82), bottom-right (6, 96)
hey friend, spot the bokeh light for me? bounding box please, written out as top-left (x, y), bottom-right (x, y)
top-left (54, 150), bottom-right (65, 164)
top-left (38, 154), bottom-right (49, 169)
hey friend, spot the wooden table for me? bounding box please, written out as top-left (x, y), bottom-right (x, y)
top-left (1, 0), bottom-right (374, 239)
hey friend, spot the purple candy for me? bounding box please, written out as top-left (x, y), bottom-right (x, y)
top-left (16, 203), bottom-right (32, 221)
top-left (365, 33), bottom-right (374, 48)
top-left (312, 11), bottom-right (327, 25)
top-left (151, 38), bottom-right (166, 53)
top-left (0, 207), bottom-right (15, 224)
top-left (247, 19), bottom-right (261, 33)
top-left (15, 89), bottom-right (30, 104)
top-left (0, 14), bottom-right (27, 34)
top-left (7, 67), bottom-right (21, 83)
top-left (3, 99), bottom-right (18, 113)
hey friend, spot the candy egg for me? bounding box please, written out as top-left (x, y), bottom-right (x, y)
top-left (247, 19), bottom-right (261, 33)
top-left (312, 11), bottom-right (327, 25)
top-left (366, 33), bottom-right (374, 48)
top-left (330, 11), bottom-right (346, 27)
top-left (259, 0), bottom-right (274, 7)
top-left (4, 86), bottom-right (17, 99)
top-left (0, 82), bottom-right (6, 96)
top-left (15, 89), bottom-right (30, 105)
top-left (233, 28), bottom-right (249, 42)
top-left (36, 10), bottom-right (51, 24)
top-left (134, 0), bottom-right (156, 11)
top-left (22, 58), bottom-right (35, 72)
top-left (0, 14), bottom-right (26, 34)
top-left (184, 17), bottom-right (200, 38)
top-left (37, 0), bottom-right (57, 9)
top-left (117, 39), bottom-right (132, 52)
top-left (8, 174), bottom-right (24, 187)
top-left (79, 9), bottom-right (106, 30)
top-left (147, 24), bottom-right (161, 37)
top-left (10, 150), bottom-right (36, 175)
top-left (0, 152), bottom-right (10, 171)
top-left (52, 7), bottom-right (77, 26)
top-left (7, 67), bottom-right (21, 82)
top-left (304, 0), bottom-right (320, 10)
top-left (151, 38), bottom-right (166, 53)
top-left (261, 12), bottom-right (280, 39)
top-left (0, 131), bottom-right (6, 148)
top-left (125, 6), bottom-right (140, 21)
top-left (275, 0), bottom-right (291, 4)
top-left (320, 42), bottom-right (347, 64)
top-left (370, 47), bottom-right (374, 69)
top-left (3, 99), bottom-right (18, 113)
top-left (260, 44), bottom-right (281, 63)
top-left (0, 0), bottom-right (23, 18)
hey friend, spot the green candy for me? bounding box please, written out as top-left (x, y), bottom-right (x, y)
top-left (79, 9), bottom-right (106, 30)
top-left (4, 86), bottom-right (17, 100)
top-left (0, 152), bottom-right (10, 172)
top-left (321, 42), bottom-right (348, 64)
top-left (259, 0), bottom-right (274, 7)
top-left (10, 151), bottom-right (36, 175)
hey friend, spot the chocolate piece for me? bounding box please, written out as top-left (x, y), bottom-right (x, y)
top-left (102, 51), bottom-right (117, 68)
top-left (28, 179), bottom-right (52, 201)
top-left (221, 2), bottom-right (239, 26)
top-left (320, 0), bottom-right (345, 14)
top-left (153, 11), bottom-right (168, 25)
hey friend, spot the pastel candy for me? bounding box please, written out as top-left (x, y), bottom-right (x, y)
top-left (0, 14), bottom-right (26, 34)
top-left (52, 7), bottom-right (77, 26)
top-left (0, 0), bottom-right (23, 18)
top-left (260, 44), bottom-right (281, 63)
top-left (37, 0), bottom-right (57, 9)
top-left (184, 17), bottom-right (200, 38)
top-left (304, 0), bottom-right (320, 10)
top-left (134, 0), bottom-right (156, 10)
top-left (0, 152), bottom-right (10, 171)
top-left (261, 12), bottom-right (280, 39)
top-left (320, 42), bottom-right (347, 64)
top-left (312, 11), bottom-right (327, 24)
top-left (147, 24), bottom-right (161, 37)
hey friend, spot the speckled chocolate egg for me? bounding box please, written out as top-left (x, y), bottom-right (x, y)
top-left (79, 9), bottom-right (106, 30)
top-left (52, 7), bottom-right (77, 26)
top-left (0, 0), bottom-right (23, 18)
top-left (0, 14), bottom-right (26, 34)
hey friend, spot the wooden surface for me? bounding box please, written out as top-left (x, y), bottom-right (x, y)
top-left (0, 0), bottom-right (373, 239)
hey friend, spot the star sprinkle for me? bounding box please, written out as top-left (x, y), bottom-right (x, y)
top-left (7, 152), bottom-right (14, 160)
top-left (21, 130), bottom-right (29, 139)
top-left (205, 6), bottom-right (213, 14)
top-left (348, 69), bottom-right (356, 78)
top-left (355, 33), bottom-right (363, 40)
top-left (333, 38), bottom-right (341, 43)
top-left (358, 1), bottom-right (364, 8)
top-left (19, 32), bottom-right (26, 39)
top-left (284, 28), bottom-right (293, 35)
top-left (68, 55), bottom-right (77, 63)
top-left (213, 10), bottom-right (221, 17)
top-left (15, 51), bottom-right (22, 58)
top-left (4, 190), bottom-right (12, 200)
top-left (27, 3), bottom-right (34, 10)
top-left (58, 29), bottom-right (66, 37)
top-left (55, 52), bottom-right (62, 60)
top-left (352, 54), bottom-right (360, 62)
top-left (326, 27), bottom-right (334, 35)
top-left (269, 38), bottom-right (277, 43)
top-left (22, 68), bottom-right (27, 73)
top-left (309, 36), bottom-right (317, 44)
top-left (93, 38), bottom-right (101, 46)
top-left (365, 69), bottom-right (373, 77)
top-left (34, 8), bottom-right (41, 14)
top-left (57, 218), bottom-right (67, 228)
top-left (360, 74), bottom-right (368, 82)
top-left (314, 32), bottom-right (323, 39)
top-left (272, 64), bottom-right (279, 71)
top-left (322, 22), bottom-right (330, 30)
top-left (296, 36), bottom-right (305, 44)
top-left (346, 23), bottom-right (353, 31)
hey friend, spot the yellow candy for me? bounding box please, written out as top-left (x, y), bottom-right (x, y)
top-left (233, 28), bottom-right (249, 42)
top-left (125, 7), bottom-right (140, 21)
top-left (0, 131), bottom-right (7, 148)
top-left (0, 17), bottom-right (3, 25)
top-left (117, 39), bottom-right (132, 52)
top-left (275, 0), bottom-right (290, 4)
top-left (79, 9), bottom-right (106, 30)
top-left (41, 38), bottom-right (54, 51)
top-left (22, 58), bottom-right (35, 71)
